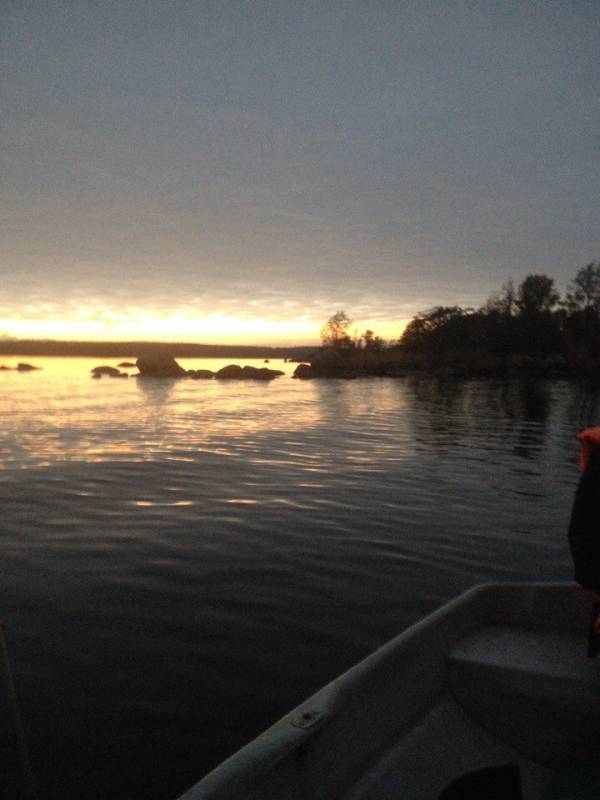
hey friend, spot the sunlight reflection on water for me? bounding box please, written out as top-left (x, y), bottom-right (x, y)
top-left (0, 356), bottom-right (596, 800)
top-left (0, 356), bottom-right (414, 470)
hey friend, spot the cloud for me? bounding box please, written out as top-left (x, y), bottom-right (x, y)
top-left (2, 1), bottom-right (598, 341)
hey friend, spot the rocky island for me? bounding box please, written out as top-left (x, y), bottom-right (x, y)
top-left (0, 362), bottom-right (41, 372)
top-left (91, 366), bottom-right (128, 378)
top-left (133, 352), bottom-right (285, 380)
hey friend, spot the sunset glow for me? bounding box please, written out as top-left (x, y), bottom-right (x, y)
top-left (4, 3), bottom-right (598, 351)
top-left (0, 305), bottom-right (407, 345)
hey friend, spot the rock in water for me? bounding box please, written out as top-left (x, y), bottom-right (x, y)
top-left (188, 370), bottom-right (214, 380)
top-left (16, 363), bottom-right (40, 371)
top-left (216, 364), bottom-right (284, 380)
top-left (91, 366), bottom-right (123, 377)
top-left (117, 361), bottom-right (136, 368)
top-left (241, 366), bottom-right (272, 380)
top-left (215, 364), bottom-right (244, 379)
top-left (292, 363), bottom-right (316, 379)
top-left (136, 352), bottom-right (187, 378)
top-left (255, 367), bottom-right (284, 379)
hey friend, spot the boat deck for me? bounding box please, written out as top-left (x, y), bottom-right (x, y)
top-left (345, 696), bottom-right (550, 800)
top-left (348, 626), bottom-right (600, 800)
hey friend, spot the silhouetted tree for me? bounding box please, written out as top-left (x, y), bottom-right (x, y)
top-left (401, 306), bottom-right (466, 350)
top-left (388, 263), bottom-right (600, 373)
top-left (564, 262), bottom-right (600, 358)
top-left (565, 262), bottom-right (600, 313)
top-left (361, 329), bottom-right (385, 351)
top-left (516, 274), bottom-right (559, 317)
top-left (485, 279), bottom-right (517, 319)
top-left (321, 311), bottom-right (354, 350)
top-left (480, 280), bottom-right (525, 354)
top-left (512, 274), bottom-right (561, 357)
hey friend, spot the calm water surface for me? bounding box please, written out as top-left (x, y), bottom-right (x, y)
top-left (0, 357), bottom-right (597, 799)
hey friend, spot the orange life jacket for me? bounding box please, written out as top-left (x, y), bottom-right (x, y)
top-left (577, 427), bottom-right (600, 472)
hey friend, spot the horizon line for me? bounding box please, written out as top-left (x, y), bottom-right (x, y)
top-left (0, 336), bottom-right (320, 348)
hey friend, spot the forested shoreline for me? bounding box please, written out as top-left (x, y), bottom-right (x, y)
top-left (3, 263), bottom-right (600, 380)
top-left (304, 262), bottom-right (600, 380)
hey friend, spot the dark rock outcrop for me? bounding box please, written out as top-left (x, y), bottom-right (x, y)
top-left (91, 366), bottom-right (123, 377)
top-left (292, 363), bottom-right (316, 379)
top-left (216, 364), bottom-right (244, 380)
top-left (216, 364), bottom-right (284, 380)
top-left (188, 369), bottom-right (214, 380)
top-left (16, 363), bottom-right (40, 371)
top-left (133, 356), bottom-right (284, 381)
top-left (118, 361), bottom-right (136, 368)
top-left (241, 366), bottom-right (283, 380)
top-left (136, 352), bottom-right (187, 378)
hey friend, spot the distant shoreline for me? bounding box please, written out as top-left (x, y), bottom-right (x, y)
top-left (0, 339), bottom-right (316, 360)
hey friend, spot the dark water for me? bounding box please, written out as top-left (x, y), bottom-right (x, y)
top-left (1, 359), bottom-right (598, 799)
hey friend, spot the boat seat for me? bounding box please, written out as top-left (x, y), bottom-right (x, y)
top-left (448, 626), bottom-right (600, 766)
top-left (450, 627), bottom-right (600, 708)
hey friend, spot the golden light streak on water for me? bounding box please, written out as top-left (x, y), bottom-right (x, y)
top-left (0, 356), bottom-right (411, 471)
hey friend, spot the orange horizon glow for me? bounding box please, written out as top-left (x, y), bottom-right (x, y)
top-left (0, 307), bottom-right (408, 346)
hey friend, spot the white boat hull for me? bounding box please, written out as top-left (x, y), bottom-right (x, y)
top-left (178, 583), bottom-right (598, 800)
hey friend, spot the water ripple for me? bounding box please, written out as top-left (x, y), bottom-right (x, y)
top-left (0, 360), bottom-right (588, 799)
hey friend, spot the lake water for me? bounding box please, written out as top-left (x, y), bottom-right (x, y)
top-left (0, 356), bottom-right (597, 799)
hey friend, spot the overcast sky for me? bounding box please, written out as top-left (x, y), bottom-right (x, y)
top-left (2, 1), bottom-right (599, 343)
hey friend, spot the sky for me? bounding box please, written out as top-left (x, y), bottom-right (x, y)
top-left (2, 1), bottom-right (599, 344)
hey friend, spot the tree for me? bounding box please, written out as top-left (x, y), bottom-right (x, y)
top-left (361, 329), bottom-right (384, 352)
top-left (564, 262), bottom-right (600, 357)
top-left (320, 311), bottom-right (354, 350)
top-left (565, 262), bottom-right (600, 313)
top-left (400, 306), bottom-right (467, 351)
top-left (513, 274), bottom-right (561, 358)
top-left (485, 279), bottom-right (516, 319)
top-left (516, 274), bottom-right (559, 317)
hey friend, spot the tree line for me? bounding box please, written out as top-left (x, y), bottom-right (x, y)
top-left (320, 262), bottom-right (600, 374)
